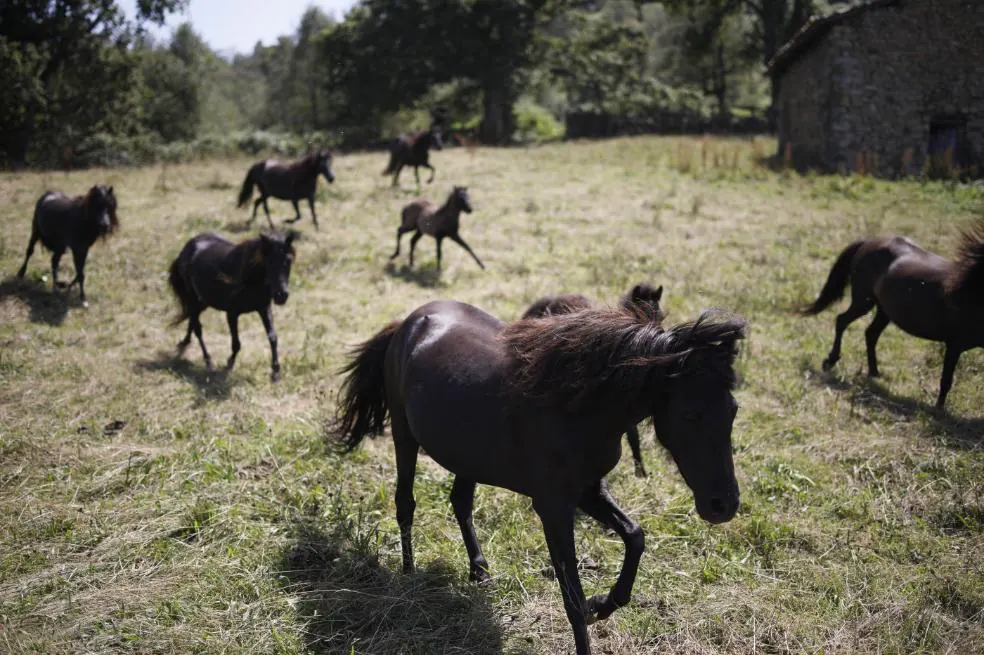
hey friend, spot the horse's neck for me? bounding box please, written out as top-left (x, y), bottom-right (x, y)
top-left (437, 200), bottom-right (460, 224)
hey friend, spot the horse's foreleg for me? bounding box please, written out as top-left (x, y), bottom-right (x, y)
top-left (190, 313), bottom-right (213, 371)
top-left (449, 234), bottom-right (485, 270)
top-left (408, 231), bottom-right (422, 269)
top-left (259, 306), bottom-right (280, 382)
top-left (250, 197), bottom-right (263, 223)
top-left (391, 411), bottom-right (420, 575)
top-left (578, 481), bottom-right (645, 625)
top-left (17, 229), bottom-right (39, 278)
top-left (70, 247), bottom-right (90, 307)
top-left (936, 343), bottom-right (963, 411)
top-left (307, 196), bottom-right (318, 230)
top-left (413, 166), bottom-right (421, 188)
top-left (864, 308), bottom-right (890, 378)
top-left (391, 226), bottom-right (410, 260)
top-left (435, 236), bottom-right (443, 270)
top-left (261, 195), bottom-right (274, 229)
top-left (286, 199), bottom-right (302, 224)
top-left (51, 251), bottom-right (65, 289)
top-left (535, 500), bottom-right (592, 655)
top-left (624, 426), bottom-right (647, 478)
top-left (392, 165), bottom-right (403, 187)
top-left (450, 478), bottom-right (491, 583)
top-left (226, 312), bottom-right (241, 371)
top-left (425, 163), bottom-right (436, 184)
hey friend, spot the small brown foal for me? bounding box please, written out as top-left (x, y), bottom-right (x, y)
top-left (390, 186), bottom-right (485, 270)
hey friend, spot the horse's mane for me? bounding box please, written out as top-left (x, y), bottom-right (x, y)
top-left (219, 233), bottom-right (294, 286)
top-left (298, 149), bottom-right (330, 169)
top-left (947, 218), bottom-right (984, 298)
top-left (503, 305), bottom-right (745, 412)
top-left (81, 185), bottom-right (119, 238)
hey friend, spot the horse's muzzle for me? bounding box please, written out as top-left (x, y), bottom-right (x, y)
top-left (697, 491), bottom-right (740, 524)
top-left (273, 291), bottom-right (289, 305)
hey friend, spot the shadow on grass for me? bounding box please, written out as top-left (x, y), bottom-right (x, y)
top-left (278, 520), bottom-right (508, 655)
top-left (801, 361), bottom-right (984, 448)
top-left (134, 350), bottom-right (233, 401)
top-left (223, 219), bottom-right (261, 234)
top-left (0, 276), bottom-right (74, 326)
top-left (383, 261), bottom-right (442, 289)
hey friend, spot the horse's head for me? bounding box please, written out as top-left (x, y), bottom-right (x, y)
top-left (317, 149), bottom-right (335, 184)
top-left (621, 282), bottom-right (665, 322)
top-left (649, 316), bottom-right (745, 524)
top-left (259, 230), bottom-right (297, 306)
top-left (86, 185), bottom-right (119, 237)
top-left (451, 186), bottom-right (472, 213)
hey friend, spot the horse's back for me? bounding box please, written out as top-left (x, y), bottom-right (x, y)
top-left (33, 191), bottom-right (77, 249)
top-left (401, 200), bottom-right (435, 231)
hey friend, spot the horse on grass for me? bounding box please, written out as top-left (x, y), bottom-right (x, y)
top-left (804, 219), bottom-right (984, 410)
top-left (332, 299), bottom-right (745, 655)
top-left (390, 186), bottom-right (484, 271)
top-left (16, 185), bottom-right (119, 307)
top-left (382, 126), bottom-right (443, 187)
top-left (237, 149), bottom-right (335, 229)
top-left (168, 230), bottom-right (296, 382)
top-left (522, 283), bottom-right (665, 477)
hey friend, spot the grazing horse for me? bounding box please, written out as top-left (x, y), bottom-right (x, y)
top-left (237, 149), bottom-right (335, 229)
top-left (804, 219), bottom-right (984, 410)
top-left (332, 299), bottom-right (745, 655)
top-left (17, 185), bottom-right (119, 307)
top-left (382, 127), bottom-right (443, 187)
top-left (390, 186), bottom-right (484, 271)
top-left (167, 230), bottom-right (296, 382)
top-left (522, 283), bottom-right (666, 477)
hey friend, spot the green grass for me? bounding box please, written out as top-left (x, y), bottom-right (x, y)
top-left (1, 136), bottom-right (983, 654)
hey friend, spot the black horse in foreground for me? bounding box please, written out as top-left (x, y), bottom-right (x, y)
top-left (17, 185), bottom-right (119, 307)
top-left (237, 149), bottom-right (335, 229)
top-left (168, 230), bottom-right (296, 382)
top-left (382, 126), bottom-right (443, 187)
top-left (522, 283), bottom-right (666, 477)
top-left (332, 299), bottom-right (745, 655)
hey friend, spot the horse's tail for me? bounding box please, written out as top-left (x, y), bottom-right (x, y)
top-left (382, 149), bottom-right (400, 176)
top-left (803, 240), bottom-right (864, 315)
top-left (332, 320), bottom-right (402, 453)
top-left (237, 162), bottom-right (263, 207)
top-left (167, 256), bottom-right (192, 327)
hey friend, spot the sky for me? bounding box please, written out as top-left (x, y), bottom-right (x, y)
top-left (118, 0), bottom-right (359, 55)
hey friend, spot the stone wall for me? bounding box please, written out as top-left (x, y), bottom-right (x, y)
top-left (779, 0), bottom-right (984, 176)
top-left (776, 40), bottom-right (832, 171)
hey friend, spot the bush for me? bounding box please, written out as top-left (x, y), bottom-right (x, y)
top-left (514, 101), bottom-right (565, 143)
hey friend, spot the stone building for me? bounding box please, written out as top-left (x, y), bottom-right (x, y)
top-left (768, 0), bottom-right (984, 176)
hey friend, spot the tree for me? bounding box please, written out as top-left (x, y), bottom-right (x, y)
top-left (0, 0), bottom-right (187, 165)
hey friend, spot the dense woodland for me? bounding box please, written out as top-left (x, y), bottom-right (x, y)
top-left (1, 0), bottom-right (863, 168)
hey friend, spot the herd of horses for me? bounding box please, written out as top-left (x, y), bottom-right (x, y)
top-left (11, 129), bottom-right (984, 654)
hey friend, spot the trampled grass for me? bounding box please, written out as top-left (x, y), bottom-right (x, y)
top-left (1, 136), bottom-right (982, 654)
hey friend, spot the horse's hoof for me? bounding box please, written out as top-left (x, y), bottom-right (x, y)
top-left (821, 359), bottom-right (835, 372)
top-left (271, 370), bottom-right (281, 383)
top-left (634, 466), bottom-right (648, 479)
top-left (81, 300), bottom-right (89, 309)
top-left (470, 567), bottom-right (492, 585)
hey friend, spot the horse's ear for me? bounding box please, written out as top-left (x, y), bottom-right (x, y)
top-left (654, 285), bottom-right (663, 302)
top-left (107, 185), bottom-right (114, 196)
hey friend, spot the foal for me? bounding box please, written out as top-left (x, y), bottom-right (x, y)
top-left (805, 218), bottom-right (984, 410)
top-left (167, 230), bottom-right (296, 382)
top-left (390, 186), bottom-right (485, 271)
top-left (522, 283), bottom-right (666, 477)
top-left (237, 149), bottom-right (335, 229)
top-left (17, 185), bottom-right (119, 307)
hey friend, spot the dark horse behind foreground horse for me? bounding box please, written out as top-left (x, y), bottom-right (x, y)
top-left (390, 186), bottom-right (484, 271)
top-left (522, 283), bottom-right (666, 477)
top-left (804, 219), bottom-right (984, 410)
top-left (382, 126), bottom-right (443, 187)
top-left (332, 299), bottom-right (745, 655)
top-left (238, 149), bottom-right (335, 229)
top-left (168, 230), bottom-right (296, 382)
top-left (17, 185), bottom-right (119, 307)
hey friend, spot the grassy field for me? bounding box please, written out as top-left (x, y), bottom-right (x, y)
top-left (1, 136), bottom-right (982, 655)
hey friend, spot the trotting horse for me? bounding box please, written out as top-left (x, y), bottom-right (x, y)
top-left (17, 185), bottom-right (119, 307)
top-left (390, 186), bottom-right (484, 270)
top-left (522, 283), bottom-right (666, 477)
top-left (804, 219), bottom-right (984, 410)
top-left (382, 126), bottom-right (443, 187)
top-left (167, 230), bottom-right (296, 382)
top-left (237, 149), bottom-right (335, 229)
top-left (332, 299), bottom-right (745, 655)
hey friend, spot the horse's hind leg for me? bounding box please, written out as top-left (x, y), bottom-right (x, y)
top-left (822, 293), bottom-right (874, 371)
top-left (425, 163), bottom-right (436, 184)
top-left (624, 426), bottom-right (647, 478)
top-left (51, 250), bottom-right (65, 289)
top-left (17, 228), bottom-right (39, 278)
top-left (864, 308), bottom-right (890, 377)
top-left (413, 166), bottom-right (421, 188)
top-left (392, 165), bottom-right (403, 187)
top-left (390, 226), bottom-right (411, 260)
top-left (190, 312), bottom-right (213, 371)
top-left (391, 410), bottom-right (420, 574)
top-left (286, 199), bottom-right (302, 224)
top-left (936, 343), bottom-right (963, 411)
top-left (225, 312), bottom-right (241, 371)
top-left (578, 480), bottom-right (645, 625)
top-left (250, 197), bottom-right (263, 224)
top-left (69, 247), bottom-right (90, 307)
top-left (408, 231), bottom-right (422, 269)
top-left (260, 194), bottom-right (274, 229)
top-left (450, 478), bottom-right (491, 583)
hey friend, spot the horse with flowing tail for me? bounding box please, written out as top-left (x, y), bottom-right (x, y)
top-left (168, 230), bottom-right (296, 382)
top-left (804, 218), bottom-right (984, 411)
top-left (237, 149), bottom-right (335, 229)
top-left (522, 282), bottom-right (666, 477)
top-left (331, 298), bottom-right (745, 655)
top-left (17, 185), bottom-right (119, 307)
top-left (382, 125), bottom-right (443, 187)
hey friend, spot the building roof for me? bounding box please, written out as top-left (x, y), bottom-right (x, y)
top-left (767, 0), bottom-right (902, 77)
